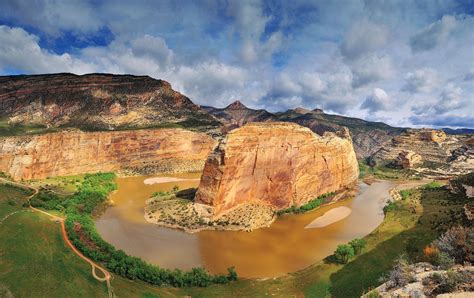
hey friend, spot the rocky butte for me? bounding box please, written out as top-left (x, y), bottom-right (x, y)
top-left (194, 122), bottom-right (359, 220)
top-left (0, 129), bottom-right (216, 180)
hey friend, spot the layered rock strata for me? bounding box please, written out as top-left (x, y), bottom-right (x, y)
top-left (0, 129), bottom-right (216, 180)
top-left (195, 122), bottom-right (359, 218)
top-left (0, 73), bottom-right (217, 130)
top-left (373, 129), bottom-right (474, 174)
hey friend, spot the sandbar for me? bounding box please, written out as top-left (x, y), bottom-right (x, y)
top-left (304, 206), bottom-right (352, 229)
top-left (143, 177), bottom-right (200, 185)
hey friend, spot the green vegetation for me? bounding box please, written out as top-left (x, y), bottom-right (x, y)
top-left (399, 189), bottom-right (414, 200)
top-left (422, 181), bottom-right (443, 190)
top-left (276, 192), bottom-right (335, 215)
top-left (349, 238), bottom-right (367, 255)
top-left (30, 173), bottom-right (237, 288)
top-left (334, 244), bottom-right (355, 264)
top-left (0, 118), bottom-right (58, 136)
top-left (358, 159), bottom-right (421, 180)
top-left (0, 183), bottom-right (33, 218)
top-left (330, 238), bottom-right (366, 264)
top-left (0, 183), bottom-right (108, 297)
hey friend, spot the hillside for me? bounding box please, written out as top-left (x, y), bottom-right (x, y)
top-left (0, 73), bottom-right (219, 133)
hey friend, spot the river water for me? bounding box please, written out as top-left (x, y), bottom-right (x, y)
top-left (95, 173), bottom-right (394, 278)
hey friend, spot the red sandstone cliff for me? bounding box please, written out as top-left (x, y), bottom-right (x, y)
top-left (0, 129), bottom-right (217, 180)
top-left (195, 122), bottom-right (359, 218)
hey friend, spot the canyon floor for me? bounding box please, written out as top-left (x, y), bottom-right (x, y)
top-left (0, 173), bottom-right (469, 297)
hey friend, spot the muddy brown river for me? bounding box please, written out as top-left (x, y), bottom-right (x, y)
top-left (95, 173), bottom-right (396, 278)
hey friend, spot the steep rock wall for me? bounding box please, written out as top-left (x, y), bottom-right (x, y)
top-left (0, 129), bottom-right (217, 180)
top-left (195, 122), bottom-right (359, 218)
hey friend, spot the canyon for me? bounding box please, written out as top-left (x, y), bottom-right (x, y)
top-left (195, 122), bottom-right (359, 219)
top-left (0, 129), bottom-right (216, 180)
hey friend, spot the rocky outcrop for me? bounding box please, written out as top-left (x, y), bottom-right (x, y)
top-left (0, 73), bottom-right (218, 131)
top-left (366, 263), bottom-right (474, 298)
top-left (396, 150), bottom-right (423, 168)
top-left (195, 122), bottom-right (359, 218)
top-left (373, 129), bottom-right (474, 175)
top-left (0, 129), bottom-right (216, 180)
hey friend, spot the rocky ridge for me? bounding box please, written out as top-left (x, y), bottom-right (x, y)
top-left (0, 128), bottom-right (216, 180)
top-left (0, 73), bottom-right (218, 131)
top-left (194, 122), bottom-right (359, 220)
top-left (202, 100), bottom-right (275, 133)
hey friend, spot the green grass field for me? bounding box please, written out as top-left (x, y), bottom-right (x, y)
top-left (0, 182), bottom-right (468, 297)
top-left (0, 184), bottom-right (108, 297)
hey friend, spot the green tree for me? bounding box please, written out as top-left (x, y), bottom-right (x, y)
top-left (334, 244), bottom-right (355, 264)
top-left (349, 238), bottom-right (367, 255)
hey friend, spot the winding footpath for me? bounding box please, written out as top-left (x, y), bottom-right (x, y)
top-left (0, 178), bottom-right (114, 298)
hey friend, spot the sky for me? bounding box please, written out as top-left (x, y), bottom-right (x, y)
top-left (0, 0), bottom-right (473, 128)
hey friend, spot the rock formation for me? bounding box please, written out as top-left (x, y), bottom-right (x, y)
top-left (0, 129), bottom-right (216, 180)
top-left (0, 73), bottom-right (218, 131)
top-left (396, 150), bottom-right (422, 168)
top-left (195, 122), bottom-right (359, 218)
top-left (373, 129), bottom-right (474, 175)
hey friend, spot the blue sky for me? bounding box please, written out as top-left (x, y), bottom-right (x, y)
top-left (0, 0), bottom-right (473, 128)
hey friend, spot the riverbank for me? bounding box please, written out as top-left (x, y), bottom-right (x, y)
top-left (120, 179), bottom-right (466, 297)
top-left (144, 186), bottom-right (354, 233)
top-left (1, 176), bottom-right (465, 297)
top-left (98, 177), bottom-right (396, 278)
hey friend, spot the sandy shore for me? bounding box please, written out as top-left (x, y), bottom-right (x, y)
top-left (143, 177), bottom-right (200, 185)
top-left (304, 206), bottom-right (352, 229)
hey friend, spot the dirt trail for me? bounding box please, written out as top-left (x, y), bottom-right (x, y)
top-left (0, 178), bottom-right (114, 298)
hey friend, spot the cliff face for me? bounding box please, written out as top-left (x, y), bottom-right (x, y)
top-left (0, 73), bottom-right (218, 130)
top-left (372, 129), bottom-right (474, 176)
top-left (195, 122), bottom-right (359, 218)
top-left (0, 129), bottom-right (216, 180)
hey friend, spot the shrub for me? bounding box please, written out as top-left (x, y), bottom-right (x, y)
top-left (434, 252), bottom-right (455, 270)
top-left (363, 289), bottom-right (380, 298)
top-left (399, 189), bottom-right (412, 200)
top-left (433, 226), bottom-right (474, 264)
top-left (334, 244), bottom-right (355, 264)
top-left (423, 181), bottom-right (442, 190)
top-left (386, 255), bottom-right (415, 288)
top-left (277, 192), bottom-right (334, 215)
top-left (433, 270), bottom-right (471, 294)
top-left (349, 238), bottom-right (367, 255)
top-left (383, 201), bottom-right (400, 214)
